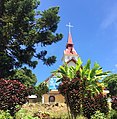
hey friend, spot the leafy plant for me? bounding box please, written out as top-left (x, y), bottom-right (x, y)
top-left (108, 109), bottom-right (117, 119)
top-left (83, 93), bottom-right (109, 119)
top-left (91, 111), bottom-right (106, 119)
top-left (53, 57), bottom-right (109, 119)
top-left (0, 79), bottom-right (31, 117)
top-left (103, 74), bottom-right (117, 96)
top-left (35, 82), bottom-right (49, 102)
top-left (0, 110), bottom-right (13, 119)
top-left (111, 96), bottom-right (117, 111)
top-left (16, 109), bottom-right (38, 119)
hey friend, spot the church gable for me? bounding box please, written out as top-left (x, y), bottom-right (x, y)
top-left (67, 59), bottom-right (76, 67)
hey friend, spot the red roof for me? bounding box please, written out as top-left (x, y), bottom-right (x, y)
top-left (67, 32), bottom-right (73, 45)
top-left (64, 32), bottom-right (78, 55)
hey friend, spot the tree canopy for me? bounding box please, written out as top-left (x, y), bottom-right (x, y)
top-left (103, 74), bottom-right (117, 96)
top-left (0, 0), bottom-right (63, 78)
top-left (35, 82), bottom-right (49, 102)
top-left (9, 67), bottom-right (37, 86)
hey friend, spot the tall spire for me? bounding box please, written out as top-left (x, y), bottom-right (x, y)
top-left (66, 22), bottom-right (74, 47)
top-left (62, 22), bottom-right (78, 63)
top-left (67, 32), bottom-right (73, 45)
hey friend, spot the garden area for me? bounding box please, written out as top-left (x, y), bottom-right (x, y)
top-left (0, 58), bottom-right (117, 119)
top-left (0, 0), bottom-right (117, 119)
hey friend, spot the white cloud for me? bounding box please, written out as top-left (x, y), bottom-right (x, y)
top-left (101, 3), bottom-right (117, 29)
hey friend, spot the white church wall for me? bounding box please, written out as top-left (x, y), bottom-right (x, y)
top-left (67, 61), bottom-right (76, 67)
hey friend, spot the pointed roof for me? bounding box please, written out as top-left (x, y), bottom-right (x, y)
top-left (67, 32), bottom-right (73, 45)
top-left (64, 32), bottom-right (78, 55)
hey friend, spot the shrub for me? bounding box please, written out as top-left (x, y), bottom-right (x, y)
top-left (16, 109), bottom-right (38, 119)
top-left (0, 110), bottom-right (13, 119)
top-left (82, 93), bottom-right (109, 119)
top-left (108, 109), bottom-right (117, 119)
top-left (0, 79), bottom-right (31, 117)
top-left (33, 111), bottom-right (50, 119)
top-left (111, 96), bottom-right (117, 111)
top-left (91, 111), bottom-right (106, 119)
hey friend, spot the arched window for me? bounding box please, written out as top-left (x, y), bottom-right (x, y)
top-left (49, 96), bottom-right (55, 102)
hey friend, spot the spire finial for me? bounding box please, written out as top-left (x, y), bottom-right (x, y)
top-left (66, 22), bottom-right (73, 33)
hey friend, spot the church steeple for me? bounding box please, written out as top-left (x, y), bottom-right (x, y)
top-left (66, 32), bottom-right (73, 48)
top-left (62, 23), bottom-right (79, 63)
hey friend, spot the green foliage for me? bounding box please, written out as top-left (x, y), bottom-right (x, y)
top-left (111, 96), bottom-right (117, 111)
top-left (91, 111), bottom-right (106, 119)
top-left (0, 0), bottom-right (63, 78)
top-left (35, 82), bottom-right (49, 102)
top-left (9, 67), bottom-right (37, 86)
top-left (50, 113), bottom-right (69, 119)
top-left (0, 79), bottom-right (31, 116)
top-left (16, 109), bottom-right (38, 119)
top-left (103, 74), bottom-right (117, 96)
top-left (0, 110), bottom-right (13, 119)
top-left (108, 109), bottom-right (117, 119)
top-left (53, 57), bottom-right (109, 119)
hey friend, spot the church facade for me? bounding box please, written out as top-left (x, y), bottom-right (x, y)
top-left (42, 26), bottom-right (79, 104)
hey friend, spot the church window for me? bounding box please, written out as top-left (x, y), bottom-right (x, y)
top-left (49, 96), bottom-right (55, 102)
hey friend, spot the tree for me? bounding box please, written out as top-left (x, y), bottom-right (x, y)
top-left (0, 78), bottom-right (31, 118)
top-left (103, 74), bottom-right (117, 96)
top-left (53, 58), bottom-right (109, 119)
top-left (35, 82), bottom-right (49, 102)
top-left (0, 0), bottom-right (63, 78)
top-left (9, 67), bottom-right (37, 87)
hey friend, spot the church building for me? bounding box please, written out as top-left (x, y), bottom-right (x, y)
top-left (42, 23), bottom-right (79, 104)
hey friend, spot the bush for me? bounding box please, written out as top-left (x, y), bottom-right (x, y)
top-left (83, 93), bottom-right (109, 119)
top-left (16, 109), bottom-right (38, 119)
top-left (91, 111), bottom-right (106, 119)
top-left (0, 79), bottom-right (31, 117)
top-left (108, 109), bottom-right (117, 119)
top-left (111, 96), bottom-right (117, 111)
top-left (0, 110), bottom-right (13, 119)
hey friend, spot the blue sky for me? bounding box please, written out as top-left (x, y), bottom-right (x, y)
top-left (33, 0), bottom-right (117, 84)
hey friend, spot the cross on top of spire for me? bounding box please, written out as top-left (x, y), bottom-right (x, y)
top-left (66, 22), bottom-right (73, 33)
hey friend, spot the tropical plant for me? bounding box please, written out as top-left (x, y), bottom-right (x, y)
top-left (103, 74), bottom-right (117, 96)
top-left (53, 57), bottom-right (109, 119)
top-left (0, 0), bottom-right (63, 78)
top-left (0, 78), bottom-right (31, 118)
